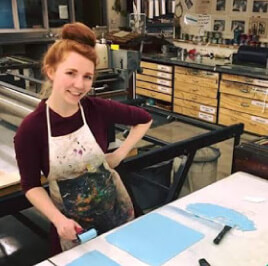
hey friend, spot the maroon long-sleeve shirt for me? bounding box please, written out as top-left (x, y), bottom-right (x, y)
top-left (14, 96), bottom-right (152, 193)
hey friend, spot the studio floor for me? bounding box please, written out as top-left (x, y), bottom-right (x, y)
top-left (0, 113), bottom-right (256, 266)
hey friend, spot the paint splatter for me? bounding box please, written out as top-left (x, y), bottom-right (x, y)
top-left (186, 203), bottom-right (256, 231)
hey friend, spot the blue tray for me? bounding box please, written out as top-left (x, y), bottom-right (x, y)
top-left (106, 213), bottom-right (204, 266)
top-left (67, 250), bottom-right (120, 266)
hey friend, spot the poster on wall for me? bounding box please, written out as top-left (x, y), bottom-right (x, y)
top-left (195, 0), bottom-right (212, 13)
top-left (232, 0), bottom-right (247, 12)
top-left (252, 0), bottom-right (268, 12)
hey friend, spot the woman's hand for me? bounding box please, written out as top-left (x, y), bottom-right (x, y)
top-left (54, 215), bottom-right (82, 240)
top-left (105, 150), bottom-right (124, 169)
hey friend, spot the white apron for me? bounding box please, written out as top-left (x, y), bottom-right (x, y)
top-left (46, 103), bottom-right (134, 250)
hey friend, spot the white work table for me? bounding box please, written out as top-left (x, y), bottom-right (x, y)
top-left (37, 172), bottom-right (268, 266)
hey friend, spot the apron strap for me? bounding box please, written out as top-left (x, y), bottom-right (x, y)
top-left (79, 102), bottom-right (87, 125)
top-left (46, 102), bottom-right (86, 139)
top-left (46, 102), bottom-right (52, 138)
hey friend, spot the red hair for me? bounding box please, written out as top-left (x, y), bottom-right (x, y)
top-left (42, 22), bottom-right (97, 74)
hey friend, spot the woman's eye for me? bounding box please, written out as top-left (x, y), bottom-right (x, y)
top-left (66, 71), bottom-right (74, 76)
top-left (85, 75), bottom-right (93, 80)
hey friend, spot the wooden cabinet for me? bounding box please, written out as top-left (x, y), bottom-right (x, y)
top-left (136, 61), bottom-right (173, 110)
top-left (173, 66), bottom-right (219, 123)
top-left (219, 74), bottom-right (268, 135)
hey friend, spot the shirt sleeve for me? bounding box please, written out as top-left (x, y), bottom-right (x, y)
top-left (14, 116), bottom-right (43, 192)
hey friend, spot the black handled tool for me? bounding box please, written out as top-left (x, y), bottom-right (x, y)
top-left (199, 258), bottom-right (211, 266)
top-left (213, 225), bottom-right (232, 244)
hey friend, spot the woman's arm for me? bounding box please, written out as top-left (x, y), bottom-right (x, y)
top-left (105, 119), bottom-right (152, 168)
top-left (26, 187), bottom-right (82, 240)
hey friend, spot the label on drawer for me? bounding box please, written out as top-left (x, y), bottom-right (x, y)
top-left (254, 79), bottom-right (268, 87)
top-left (198, 112), bottom-right (214, 122)
top-left (251, 116), bottom-right (268, 125)
top-left (158, 86), bottom-right (170, 93)
top-left (157, 65), bottom-right (171, 72)
top-left (157, 72), bottom-right (171, 79)
top-left (253, 87), bottom-right (268, 94)
top-left (251, 100), bottom-right (268, 108)
top-left (200, 105), bottom-right (216, 114)
top-left (157, 79), bottom-right (170, 86)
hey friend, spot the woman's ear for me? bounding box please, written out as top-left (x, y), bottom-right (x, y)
top-left (45, 65), bottom-right (55, 81)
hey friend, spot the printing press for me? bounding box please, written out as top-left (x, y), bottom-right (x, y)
top-left (0, 42), bottom-right (141, 127)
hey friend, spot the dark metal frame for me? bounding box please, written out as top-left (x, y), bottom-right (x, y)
top-left (0, 123), bottom-right (243, 236)
top-left (117, 123), bottom-right (244, 216)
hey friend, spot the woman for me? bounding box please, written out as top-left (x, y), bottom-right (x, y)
top-left (14, 22), bottom-right (152, 254)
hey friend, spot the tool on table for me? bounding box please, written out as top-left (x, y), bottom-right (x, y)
top-left (164, 205), bottom-right (233, 244)
top-left (199, 258), bottom-right (211, 266)
top-left (73, 228), bottom-right (97, 244)
top-left (213, 225), bottom-right (232, 244)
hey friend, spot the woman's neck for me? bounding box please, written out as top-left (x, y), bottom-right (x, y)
top-left (46, 97), bottom-right (79, 118)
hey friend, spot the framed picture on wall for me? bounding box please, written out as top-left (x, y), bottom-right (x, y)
top-left (232, 0), bottom-right (247, 12)
top-left (249, 17), bottom-right (268, 37)
top-left (216, 0), bottom-right (226, 11)
top-left (185, 0), bottom-right (193, 9)
top-left (258, 21), bottom-right (267, 35)
top-left (213, 19), bottom-right (225, 31)
top-left (231, 20), bottom-right (245, 32)
top-left (252, 0), bottom-right (268, 12)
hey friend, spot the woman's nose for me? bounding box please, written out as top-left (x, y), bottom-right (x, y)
top-left (74, 76), bottom-right (84, 89)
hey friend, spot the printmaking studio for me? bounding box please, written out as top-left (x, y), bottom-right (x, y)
top-left (0, 0), bottom-right (268, 265)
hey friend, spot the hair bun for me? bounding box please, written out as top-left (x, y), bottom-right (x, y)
top-left (61, 22), bottom-right (96, 47)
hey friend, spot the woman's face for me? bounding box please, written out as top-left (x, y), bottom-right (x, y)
top-left (47, 51), bottom-right (94, 106)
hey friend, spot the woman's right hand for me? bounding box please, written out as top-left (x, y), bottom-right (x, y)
top-left (54, 215), bottom-right (82, 240)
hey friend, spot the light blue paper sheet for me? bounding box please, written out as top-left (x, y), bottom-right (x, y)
top-left (186, 203), bottom-right (256, 231)
top-left (67, 250), bottom-right (120, 266)
top-left (106, 213), bottom-right (204, 266)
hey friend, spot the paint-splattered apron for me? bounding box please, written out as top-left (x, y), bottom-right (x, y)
top-left (46, 103), bottom-right (134, 251)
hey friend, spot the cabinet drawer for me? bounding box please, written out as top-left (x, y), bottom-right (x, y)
top-left (174, 98), bottom-right (217, 115)
top-left (219, 108), bottom-right (268, 135)
top-left (222, 74), bottom-right (268, 87)
top-left (174, 81), bottom-right (218, 98)
top-left (174, 91), bottom-right (217, 106)
top-left (220, 93), bottom-right (268, 118)
top-left (137, 73), bottom-right (172, 87)
top-left (136, 80), bottom-right (171, 94)
top-left (175, 66), bottom-right (218, 80)
top-left (220, 80), bottom-right (268, 101)
top-left (142, 68), bottom-right (172, 80)
top-left (141, 61), bottom-right (172, 73)
top-left (175, 73), bottom-right (218, 89)
top-left (174, 105), bottom-right (216, 123)
top-left (136, 87), bottom-right (172, 102)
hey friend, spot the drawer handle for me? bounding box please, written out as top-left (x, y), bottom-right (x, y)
top-left (192, 88), bottom-right (198, 92)
top-left (240, 88), bottom-right (249, 93)
top-left (241, 102), bottom-right (250, 107)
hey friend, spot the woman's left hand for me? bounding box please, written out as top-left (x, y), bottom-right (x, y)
top-left (105, 150), bottom-right (124, 169)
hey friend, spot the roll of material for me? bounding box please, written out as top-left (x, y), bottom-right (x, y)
top-left (154, 0), bottom-right (160, 17)
top-left (148, 0), bottom-right (154, 19)
top-left (237, 46), bottom-right (268, 65)
top-left (77, 228), bottom-right (97, 244)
